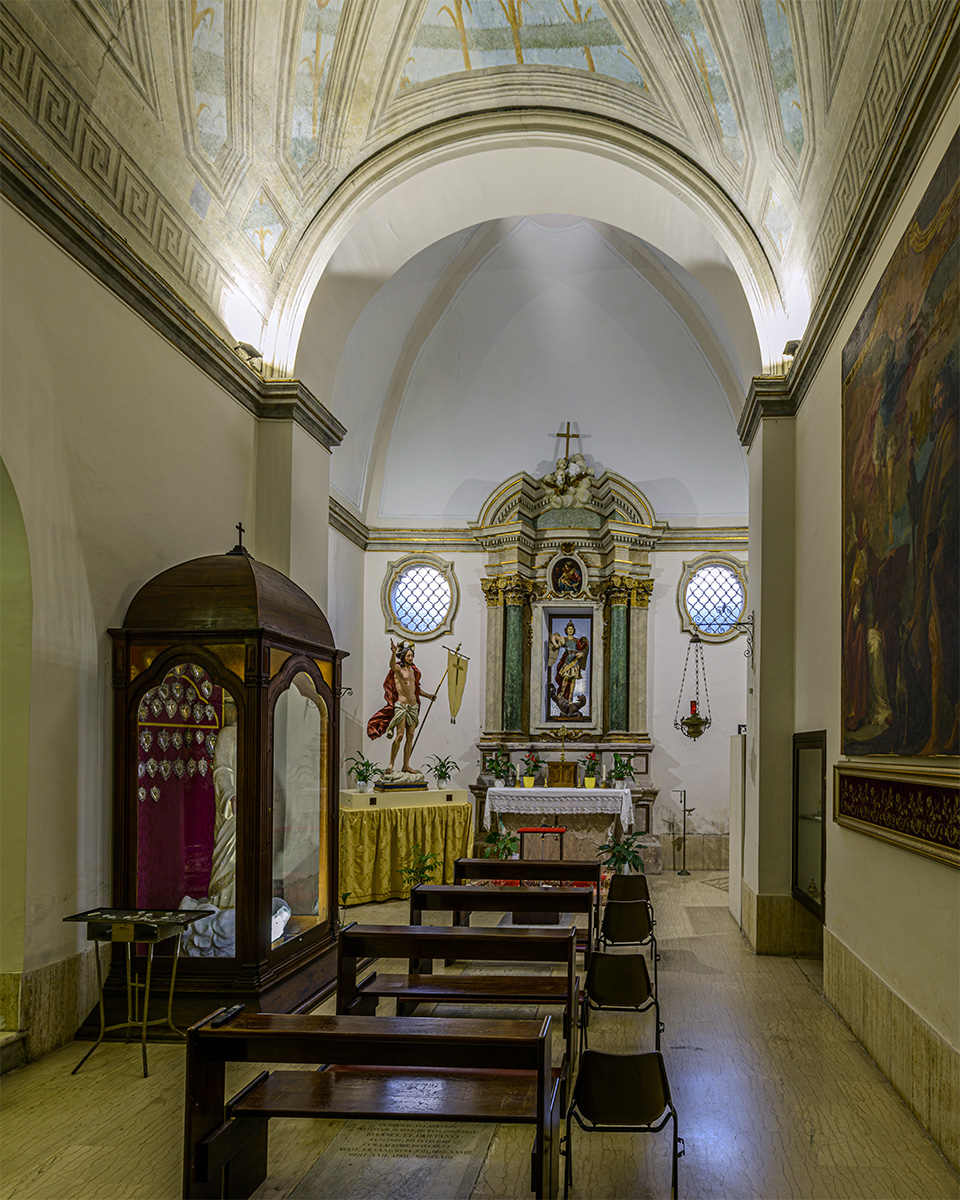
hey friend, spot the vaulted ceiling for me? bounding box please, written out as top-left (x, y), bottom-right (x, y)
top-left (2, 0), bottom-right (953, 524)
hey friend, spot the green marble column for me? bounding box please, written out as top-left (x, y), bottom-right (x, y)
top-left (503, 601), bottom-right (524, 731)
top-left (608, 599), bottom-right (629, 732)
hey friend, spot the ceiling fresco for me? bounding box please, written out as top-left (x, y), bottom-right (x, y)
top-left (0, 0), bottom-right (950, 367)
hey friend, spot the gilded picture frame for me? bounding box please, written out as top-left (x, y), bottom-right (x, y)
top-left (833, 761), bottom-right (959, 868)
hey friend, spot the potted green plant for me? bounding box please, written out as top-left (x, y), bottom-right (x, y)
top-left (608, 752), bottom-right (637, 787)
top-left (482, 819), bottom-right (520, 860)
top-left (345, 752), bottom-right (379, 792)
top-left (336, 890), bottom-right (352, 933)
top-left (397, 843), bottom-right (441, 889)
top-left (520, 748), bottom-right (544, 787)
top-left (597, 829), bottom-right (646, 874)
top-left (424, 754), bottom-right (458, 786)
top-left (579, 750), bottom-right (601, 788)
top-left (484, 750), bottom-right (513, 788)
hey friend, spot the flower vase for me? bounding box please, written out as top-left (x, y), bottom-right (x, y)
top-left (523, 775), bottom-right (535, 787)
top-left (356, 779), bottom-right (371, 793)
top-left (584, 775), bottom-right (596, 788)
top-left (494, 778), bottom-right (506, 790)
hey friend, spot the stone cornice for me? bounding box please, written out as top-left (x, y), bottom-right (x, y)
top-left (332, 520), bottom-right (746, 553)
top-left (737, 375), bottom-right (795, 449)
top-left (0, 126), bottom-right (345, 452)
top-left (328, 498), bottom-right (369, 550)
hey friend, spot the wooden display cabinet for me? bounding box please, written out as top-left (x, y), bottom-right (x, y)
top-left (87, 543), bottom-right (346, 1035)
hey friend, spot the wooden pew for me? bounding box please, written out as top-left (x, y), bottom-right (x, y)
top-left (453, 858), bottom-right (602, 945)
top-left (182, 1010), bottom-right (560, 1199)
top-left (336, 924), bottom-right (577, 1077)
top-left (409, 883), bottom-right (595, 963)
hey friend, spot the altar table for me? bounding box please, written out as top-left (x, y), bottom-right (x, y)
top-left (484, 786), bottom-right (633, 832)
top-left (338, 799), bottom-right (473, 905)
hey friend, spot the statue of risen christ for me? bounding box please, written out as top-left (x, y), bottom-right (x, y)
top-left (366, 640), bottom-right (436, 774)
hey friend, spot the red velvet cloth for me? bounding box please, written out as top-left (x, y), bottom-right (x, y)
top-left (135, 670), bottom-right (223, 909)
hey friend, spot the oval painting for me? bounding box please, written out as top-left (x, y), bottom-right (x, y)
top-left (552, 558), bottom-right (583, 595)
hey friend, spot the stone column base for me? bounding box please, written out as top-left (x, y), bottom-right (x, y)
top-left (740, 879), bottom-right (823, 956)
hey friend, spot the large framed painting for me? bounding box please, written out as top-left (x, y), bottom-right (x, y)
top-left (545, 612), bottom-right (592, 722)
top-left (834, 762), bottom-right (958, 868)
top-left (841, 131), bottom-right (958, 758)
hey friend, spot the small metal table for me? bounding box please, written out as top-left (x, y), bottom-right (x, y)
top-left (64, 906), bottom-right (213, 1077)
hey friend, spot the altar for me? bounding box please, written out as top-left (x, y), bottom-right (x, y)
top-left (484, 785), bottom-right (633, 829)
top-left (484, 786), bottom-right (632, 861)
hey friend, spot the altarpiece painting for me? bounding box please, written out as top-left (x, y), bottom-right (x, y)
top-left (841, 130), bottom-right (958, 761)
top-left (546, 612), bottom-right (592, 722)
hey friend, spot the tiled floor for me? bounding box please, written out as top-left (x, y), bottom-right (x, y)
top-left (1, 873), bottom-right (956, 1199)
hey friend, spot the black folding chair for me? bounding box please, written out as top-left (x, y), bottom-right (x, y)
top-left (562, 1049), bottom-right (684, 1198)
top-left (580, 950), bottom-right (662, 1055)
top-left (599, 899), bottom-right (659, 994)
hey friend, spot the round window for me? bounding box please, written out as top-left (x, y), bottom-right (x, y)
top-left (383, 557), bottom-right (459, 641)
top-left (682, 563), bottom-right (746, 637)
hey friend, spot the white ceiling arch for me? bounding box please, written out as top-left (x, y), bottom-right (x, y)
top-left (271, 109), bottom-right (794, 387)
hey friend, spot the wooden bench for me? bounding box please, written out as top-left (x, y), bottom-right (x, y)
top-left (453, 857), bottom-right (602, 944)
top-left (409, 883), bottom-right (595, 961)
top-left (336, 924), bottom-right (578, 1078)
top-left (182, 1010), bottom-right (560, 1199)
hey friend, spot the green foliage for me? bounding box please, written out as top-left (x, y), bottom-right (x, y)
top-left (521, 748), bottom-right (544, 774)
top-left (596, 830), bottom-right (646, 874)
top-left (484, 750), bottom-right (513, 780)
top-left (425, 754), bottom-right (458, 785)
top-left (610, 752), bottom-right (637, 783)
top-left (482, 819), bottom-right (520, 861)
top-left (397, 843), bottom-right (441, 888)
top-left (579, 751), bottom-right (601, 777)
top-left (345, 753), bottom-right (378, 784)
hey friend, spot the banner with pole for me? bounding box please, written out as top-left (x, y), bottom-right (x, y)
top-left (446, 644), bottom-right (469, 724)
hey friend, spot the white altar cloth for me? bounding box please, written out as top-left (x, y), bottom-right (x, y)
top-left (484, 787), bottom-right (633, 831)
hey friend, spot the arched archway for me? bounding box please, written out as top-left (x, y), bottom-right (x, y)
top-left (1, 457), bottom-right (31, 1026)
top-left (265, 111), bottom-right (793, 384)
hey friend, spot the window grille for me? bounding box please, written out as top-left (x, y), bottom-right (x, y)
top-left (382, 556), bottom-right (459, 641)
top-left (684, 565), bottom-right (744, 635)
top-left (678, 557), bottom-right (747, 642)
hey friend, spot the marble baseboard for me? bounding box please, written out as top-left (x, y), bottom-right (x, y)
top-left (662, 832), bottom-right (729, 872)
top-left (0, 1030), bottom-right (26, 1074)
top-left (740, 880), bottom-right (824, 956)
top-left (824, 928), bottom-right (959, 1172)
top-left (20, 944), bottom-right (108, 1062)
top-left (1, 972), bottom-right (22, 1030)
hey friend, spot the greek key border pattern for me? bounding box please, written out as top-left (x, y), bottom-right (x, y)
top-left (808, 0), bottom-right (936, 294)
top-left (0, 9), bottom-right (223, 309)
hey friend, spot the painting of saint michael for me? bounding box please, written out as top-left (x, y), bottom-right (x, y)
top-left (841, 131), bottom-right (958, 757)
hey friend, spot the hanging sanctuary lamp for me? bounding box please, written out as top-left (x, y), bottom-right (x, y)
top-left (674, 634), bottom-right (712, 739)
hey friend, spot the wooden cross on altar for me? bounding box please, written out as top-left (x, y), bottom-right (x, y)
top-left (554, 422), bottom-right (582, 458)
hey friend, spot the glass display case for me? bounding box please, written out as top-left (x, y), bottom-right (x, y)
top-left (792, 730), bottom-right (826, 921)
top-left (96, 541), bottom-right (345, 1031)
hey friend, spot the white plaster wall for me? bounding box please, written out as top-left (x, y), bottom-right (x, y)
top-left (327, 529), bottom-right (367, 781)
top-left (359, 552), bottom-right (489, 789)
top-left (647, 553), bottom-right (749, 837)
top-left (795, 105), bottom-right (959, 1044)
top-left (350, 546), bottom-right (746, 829)
top-left (0, 202), bottom-right (257, 973)
top-left (378, 218), bottom-right (747, 524)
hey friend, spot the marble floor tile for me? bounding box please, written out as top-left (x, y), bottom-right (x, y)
top-left (0, 873), bottom-right (956, 1200)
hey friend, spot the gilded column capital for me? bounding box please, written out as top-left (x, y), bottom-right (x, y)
top-left (482, 574), bottom-right (538, 607)
top-left (591, 574), bottom-right (654, 608)
top-left (481, 578), bottom-right (503, 607)
top-left (501, 573), bottom-right (537, 607)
